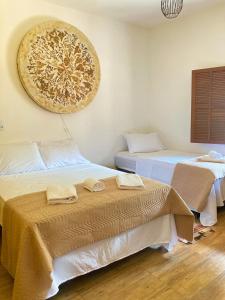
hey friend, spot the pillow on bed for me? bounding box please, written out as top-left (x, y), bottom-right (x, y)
top-left (124, 133), bottom-right (166, 153)
top-left (38, 139), bottom-right (89, 169)
top-left (0, 142), bottom-right (46, 175)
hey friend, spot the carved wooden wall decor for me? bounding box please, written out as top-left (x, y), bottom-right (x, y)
top-left (17, 20), bottom-right (100, 113)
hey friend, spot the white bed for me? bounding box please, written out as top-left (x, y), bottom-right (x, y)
top-left (115, 150), bottom-right (225, 226)
top-left (0, 162), bottom-right (178, 298)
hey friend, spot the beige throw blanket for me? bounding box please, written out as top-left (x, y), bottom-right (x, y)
top-left (1, 177), bottom-right (194, 300)
top-left (172, 163), bottom-right (216, 212)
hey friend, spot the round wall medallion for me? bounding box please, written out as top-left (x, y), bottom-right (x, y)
top-left (17, 20), bottom-right (100, 113)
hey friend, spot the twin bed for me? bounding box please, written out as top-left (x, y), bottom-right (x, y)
top-left (115, 149), bottom-right (225, 226)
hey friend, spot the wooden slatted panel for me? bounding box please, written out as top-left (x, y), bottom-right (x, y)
top-left (191, 70), bottom-right (211, 143)
top-left (191, 66), bottom-right (225, 144)
top-left (210, 70), bottom-right (225, 143)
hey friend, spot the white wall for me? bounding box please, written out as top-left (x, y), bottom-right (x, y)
top-left (0, 0), bottom-right (150, 165)
top-left (147, 3), bottom-right (225, 154)
top-left (2, 1), bottom-right (225, 166)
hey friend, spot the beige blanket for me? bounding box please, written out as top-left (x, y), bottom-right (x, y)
top-left (172, 163), bottom-right (216, 212)
top-left (1, 177), bottom-right (193, 300)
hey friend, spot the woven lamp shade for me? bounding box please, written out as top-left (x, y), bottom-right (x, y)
top-left (161, 0), bottom-right (183, 19)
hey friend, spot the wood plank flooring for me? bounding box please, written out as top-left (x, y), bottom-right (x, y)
top-left (1, 209), bottom-right (225, 300)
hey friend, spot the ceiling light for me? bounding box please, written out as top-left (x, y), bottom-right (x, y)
top-left (161, 0), bottom-right (183, 19)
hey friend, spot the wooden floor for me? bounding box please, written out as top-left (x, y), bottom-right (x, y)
top-left (1, 209), bottom-right (225, 300)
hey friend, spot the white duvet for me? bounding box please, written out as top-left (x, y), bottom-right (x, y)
top-left (0, 163), bottom-right (119, 201)
top-left (0, 163), bottom-right (120, 224)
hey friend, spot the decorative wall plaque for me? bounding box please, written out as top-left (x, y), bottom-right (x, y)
top-left (17, 20), bottom-right (100, 113)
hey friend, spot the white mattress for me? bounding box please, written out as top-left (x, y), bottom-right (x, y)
top-left (115, 150), bottom-right (199, 173)
top-left (0, 162), bottom-right (178, 298)
top-left (115, 150), bottom-right (225, 226)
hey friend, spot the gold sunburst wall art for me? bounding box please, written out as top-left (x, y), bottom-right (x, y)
top-left (17, 20), bottom-right (100, 113)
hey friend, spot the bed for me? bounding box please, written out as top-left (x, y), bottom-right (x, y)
top-left (0, 163), bottom-right (193, 299)
top-left (0, 140), bottom-right (193, 299)
top-left (115, 150), bottom-right (225, 226)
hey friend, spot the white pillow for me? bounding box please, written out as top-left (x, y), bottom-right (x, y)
top-left (38, 139), bottom-right (89, 169)
top-left (124, 133), bottom-right (166, 153)
top-left (0, 142), bottom-right (46, 175)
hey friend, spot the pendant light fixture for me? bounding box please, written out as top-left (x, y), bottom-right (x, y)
top-left (161, 0), bottom-right (183, 19)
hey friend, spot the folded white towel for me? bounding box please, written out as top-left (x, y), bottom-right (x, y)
top-left (198, 154), bottom-right (225, 164)
top-left (47, 184), bottom-right (78, 204)
top-left (83, 178), bottom-right (105, 192)
top-left (116, 174), bottom-right (145, 190)
top-left (208, 150), bottom-right (224, 160)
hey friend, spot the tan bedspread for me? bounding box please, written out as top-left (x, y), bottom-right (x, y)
top-left (1, 177), bottom-right (193, 300)
top-left (172, 163), bottom-right (216, 212)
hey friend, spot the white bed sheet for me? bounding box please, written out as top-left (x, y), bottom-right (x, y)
top-left (115, 150), bottom-right (199, 173)
top-left (49, 214), bottom-right (177, 298)
top-left (0, 163), bottom-right (178, 298)
top-left (115, 150), bottom-right (225, 226)
top-left (0, 163), bottom-right (119, 224)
